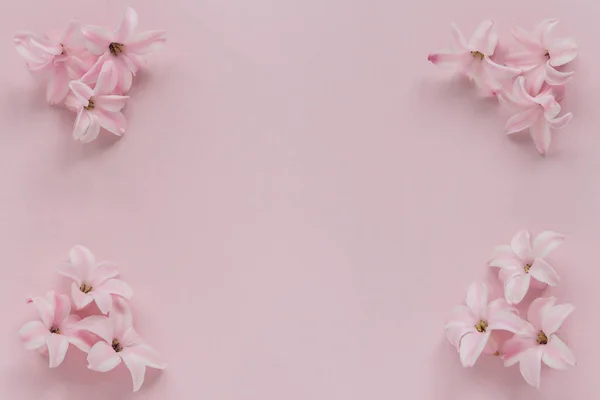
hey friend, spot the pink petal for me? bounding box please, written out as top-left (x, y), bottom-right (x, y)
top-left (450, 24), bottom-right (469, 51)
top-left (544, 63), bottom-right (574, 86)
top-left (28, 295), bottom-right (55, 328)
top-left (548, 113), bottom-right (572, 130)
top-left (92, 291), bottom-right (113, 314)
top-left (533, 231), bottom-right (564, 257)
top-left (445, 305), bottom-right (476, 347)
top-left (52, 293), bottom-right (71, 328)
top-left (46, 66), bottom-right (70, 105)
top-left (484, 57), bottom-right (520, 81)
top-left (529, 259), bottom-right (560, 286)
top-left (69, 81), bottom-right (93, 106)
top-left (126, 344), bottom-right (167, 370)
top-left (489, 256), bottom-right (521, 269)
top-left (110, 299), bottom-right (134, 339)
top-left (488, 310), bottom-right (524, 333)
top-left (63, 93), bottom-right (81, 113)
top-left (545, 335), bottom-right (576, 367)
top-left (90, 262), bottom-right (120, 286)
top-left (94, 60), bottom-right (119, 95)
top-left (524, 64), bottom-right (547, 96)
top-left (19, 321), bottom-right (49, 350)
top-left (126, 30), bottom-right (167, 55)
top-left (487, 298), bottom-right (515, 315)
top-left (519, 347), bottom-right (544, 388)
top-left (121, 351), bottom-right (147, 392)
top-left (511, 25), bottom-right (544, 53)
top-left (59, 20), bottom-right (81, 44)
top-left (505, 108), bottom-right (539, 135)
top-left (465, 282), bottom-right (488, 319)
top-left (459, 331), bottom-right (490, 367)
top-left (469, 20), bottom-right (497, 56)
top-left (511, 77), bottom-right (536, 106)
top-left (71, 282), bottom-right (94, 310)
top-left (115, 7), bottom-right (139, 43)
top-left (483, 335), bottom-right (499, 354)
top-left (510, 230), bottom-right (532, 261)
top-left (542, 303), bottom-right (574, 335)
top-left (76, 315), bottom-right (114, 343)
top-left (122, 53), bottom-right (144, 73)
top-left (535, 95), bottom-right (561, 119)
top-left (81, 54), bottom-right (110, 85)
top-left (94, 95), bottom-right (129, 112)
top-left (93, 109), bottom-right (127, 136)
top-left (87, 341), bottom-right (122, 372)
top-left (504, 52), bottom-right (543, 70)
top-left (117, 67), bottom-right (134, 93)
top-left (504, 272), bottom-right (531, 305)
top-left (47, 334), bottom-right (70, 368)
top-left (529, 118), bottom-right (552, 155)
top-left (97, 278), bottom-right (133, 299)
top-left (81, 25), bottom-right (113, 55)
top-left (502, 336), bottom-right (534, 366)
top-left (527, 297), bottom-right (556, 331)
top-left (548, 39), bottom-right (578, 67)
top-left (537, 19), bottom-right (559, 47)
top-left (57, 262), bottom-right (84, 286)
top-left (427, 51), bottom-right (470, 70)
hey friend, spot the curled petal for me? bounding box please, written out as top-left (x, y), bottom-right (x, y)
top-left (502, 336), bottom-right (534, 366)
top-left (542, 303), bottom-right (574, 335)
top-left (115, 7), bottom-right (139, 43)
top-left (504, 272), bottom-right (531, 305)
top-left (533, 231), bottom-right (564, 257)
top-left (524, 64), bottom-right (547, 96)
top-left (465, 282), bottom-right (488, 318)
top-left (488, 310), bottom-right (525, 333)
top-left (71, 282), bottom-right (94, 310)
top-left (445, 305), bottom-right (476, 347)
top-left (545, 63), bottom-right (574, 86)
top-left (519, 347), bottom-right (544, 388)
top-left (121, 352), bottom-right (147, 392)
top-left (19, 321), bottom-right (49, 350)
top-left (548, 113), bottom-right (572, 130)
top-left (459, 331), bottom-right (490, 367)
top-left (78, 115), bottom-right (101, 144)
top-left (81, 54), bottom-right (110, 85)
top-left (529, 118), bottom-right (552, 155)
top-left (94, 61), bottom-right (119, 95)
top-left (535, 95), bottom-right (561, 119)
top-left (469, 20), bottom-right (497, 56)
top-left (47, 334), bottom-right (70, 368)
top-left (537, 19), bottom-right (559, 47)
top-left (510, 230), bottom-right (532, 261)
top-left (126, 30), bottom-right (167, 55)
top-left (77, 315), bottom-right (114, 343)
top-left (97, 278), bottom-right (133, 299)
top-left (28, 296), bottom-right (54, 328)
top-left (117, 67), bottom-right (134, 93)
top-left (512, 77), bottom-right (536, 106)
top-left (87, 341), bottom-right (122, 372)
top-left (505, 108), bottom-right (539, 135)
top-left (81, 25), bottom-right (113, 55)
top-left (548, 39), bottom-right (578, 67)
top-left (527, 297), bottom-right (556, 331)
top-left (529, 259), bottom-right (560, 286)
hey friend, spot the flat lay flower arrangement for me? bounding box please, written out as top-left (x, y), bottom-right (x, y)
top-left (18, 245), bottom-right (166, 392)
top-left (446, 230), bottom-right (575, 388)
top-left (14, 7), bottom-right (166, 143)
top-left (428, 20), bottom-right (577, 155)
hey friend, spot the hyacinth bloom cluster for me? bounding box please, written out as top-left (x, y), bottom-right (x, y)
top-left (445, 230), bottom-right (575, 388)
top-left (18, 246), bottom-right (165, 392)
top-left (14, 7), bottom-right (166, 143)
top-left (428, 20), bottom-right (577, 155)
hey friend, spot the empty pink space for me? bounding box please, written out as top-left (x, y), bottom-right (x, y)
top-left (0, 0), bottom-right (598, 399)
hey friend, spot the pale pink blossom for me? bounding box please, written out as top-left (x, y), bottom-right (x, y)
top-left (57, 245), bottom-right (133, 314)
top-left (489, 229), bottom-right (563, 304)
top-left (69, 60), bottom-right (129, 143)
top-left (503, 297), bottom-right (576, 388)
top-left (14, 21), bottom-right (95, 105)
top-left (80, 7), bottom-right (167, 93)
top-left (445, 282), bottom-right (524, 367)
top-left (428, 20), bottom-right (520, 95)
top-left (501, 77), bottom-right (572, 154)
top-left (506, 19), bottom-right (577, 94)
top-left (77, 300), bottom-right (166, 392)
top-left (18, 291), bottom-right (91, 367)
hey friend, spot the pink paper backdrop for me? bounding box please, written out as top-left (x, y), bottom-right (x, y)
top-left (0, 0), bottom-right (597, 398)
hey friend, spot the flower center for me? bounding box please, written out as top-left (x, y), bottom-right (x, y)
top-left (84, 98), bottom-right (95, 111)
top-left (537, 331), bottom-right (548, 345)
top-left (80, 283), bottom-right (93, 293)
top-left (109, 42), bottom-right (125, 56)
top-left (524, 263), bottom-right (532, 273)
top-left (471, 51), bottom-right (485, 60)
top-left (544, 50), bottom-right (550, 58)
top-left (475, 320), bottom-right (488, 333)
top-left (50, 327), bottom-right (60, 334)
top-left (112, 339), bottom-right (123, 353)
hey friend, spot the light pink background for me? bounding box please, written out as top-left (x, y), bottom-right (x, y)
top-left (0, 0), bottom-right (597, 398)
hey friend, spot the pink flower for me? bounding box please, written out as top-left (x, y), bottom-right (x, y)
top-left (503, 297), bottom-right (576, 388)
top-left (80, 7), bottom-right (167, 93)
top-left (501, 77), bottom-right (572, 155)
top-left (505, 19), bottom-right (577, 94)
top-left (489, 229), bottom-right (563, 304)
top-left (57, 245), bottom-right (133, 314)
top-left (18, 291), bottom-right (91, 367)
top-left (77, 300), bottom-right (166, 392)
top-left (69, 60), bottom-right (129, 143)
top-left (428, 20), bottom-right (520, 95)
top-left (14, 21), bottom-right (95, 105)
top-left (445, 282), bottom-right (524, 367)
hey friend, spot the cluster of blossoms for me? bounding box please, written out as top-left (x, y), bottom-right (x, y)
top-left (445, 230), bottom-right (575, 388)
top-left (14, 7), bottom-right (166, 143)
top-left (428, 20), bottom-right (577, 155)
top-left (18, 246), bottom-right (165, 392)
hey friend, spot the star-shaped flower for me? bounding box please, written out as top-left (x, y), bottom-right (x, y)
top-left (428, 20), bottom-right (520, 95)
top-left (489, 229), bottom-right (563, 304)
